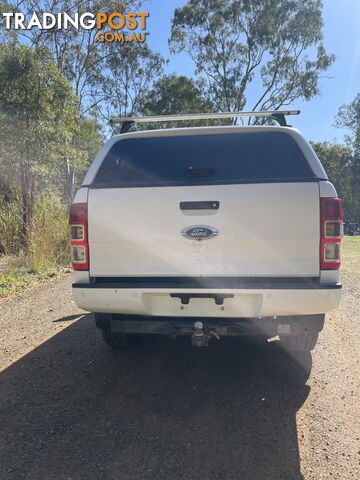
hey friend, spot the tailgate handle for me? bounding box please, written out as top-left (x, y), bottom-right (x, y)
top-left (170, 293), bottom-right (233, 305)
top-left (180, 201), bottom-right (219, 210)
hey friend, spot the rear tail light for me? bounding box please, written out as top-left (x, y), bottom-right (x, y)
top-left (320, 198), bottom-right (343, 270)
top-left (69, 203), bottom-right (89, 271)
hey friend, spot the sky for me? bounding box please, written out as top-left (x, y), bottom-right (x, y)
top-left (144, 0), bottom-right (360, 143)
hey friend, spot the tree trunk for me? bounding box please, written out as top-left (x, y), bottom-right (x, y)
top-left (64, 157), bottom-right (74, 204)
top-left (19, 118), bottom-right (35, 249)
top-left (20, 156), bottom-right (34, 249)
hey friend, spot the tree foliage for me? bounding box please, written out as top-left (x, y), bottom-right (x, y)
top-left (143, 74), bottom-right (219, 128)
top-left (336, 93), bottom-right (360, 149)
top-left (0, 44), bottom-right (82, 241)
top-left (0, 1), bottom-right (165, 196)
top-left (0, 0), bottom-right (141, 115)
top-left (333, 94), bottom-right (360, 222)
top-left (101, 43), bottom-right (165, 125)
top-left (170, 0), bottom-right (335, 114)
top-left (311, 142), bottom-right (356, 221)
top-left (144, 74), bottom-right (213, 115)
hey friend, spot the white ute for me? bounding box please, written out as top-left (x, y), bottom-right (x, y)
top-left (70, 111), bottom-right (343, 350)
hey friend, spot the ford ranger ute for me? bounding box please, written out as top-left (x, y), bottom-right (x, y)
top-left (70, 110), bottom-right (343, 351)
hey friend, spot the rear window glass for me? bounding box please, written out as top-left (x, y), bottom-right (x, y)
top-left (92, 132), bottom-right (317, 188)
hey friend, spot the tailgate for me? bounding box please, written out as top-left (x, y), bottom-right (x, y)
top-left (88, 182), bottom-right (320, 277)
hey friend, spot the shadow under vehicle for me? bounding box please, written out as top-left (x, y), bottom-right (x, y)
top-left (0, 314), bottom-right (312, 480)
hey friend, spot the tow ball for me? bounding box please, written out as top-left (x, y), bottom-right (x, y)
top-left (191, 321), bottom-right (220, 347)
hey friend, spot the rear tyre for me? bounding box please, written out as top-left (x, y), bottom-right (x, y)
top-left (101, 327), bottom-right (129, 350)
top-left (94, 313), bottom-right (129, 350)
top-left (280, 330), bottom-right (319, 352)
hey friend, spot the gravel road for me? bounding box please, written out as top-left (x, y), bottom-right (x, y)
top-left (0, 272), bottom-right (359, 480)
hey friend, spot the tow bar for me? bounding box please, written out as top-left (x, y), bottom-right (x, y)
top-left (191, 321), bottom-right (220, 347)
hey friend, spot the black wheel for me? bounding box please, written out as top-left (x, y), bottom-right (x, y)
top-left (94, 313), bottom-right (111, 330)
top-left (94, 313), bottom-right (129, 350)
top-left (101, 326), bottom-right (129, 350)
top-left (280, 330), bottom-right (319, 352)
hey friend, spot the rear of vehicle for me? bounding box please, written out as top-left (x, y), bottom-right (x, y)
top-left (71, 125), bottom-right (342, 350)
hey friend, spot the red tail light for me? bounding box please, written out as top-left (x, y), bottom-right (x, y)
top-left (320, 198), bottom-right (343, 270)
top-left (69, 203), bottom-right (89, 271)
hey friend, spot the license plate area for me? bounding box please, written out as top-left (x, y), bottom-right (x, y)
top-left (170, 293), bottom-right (234, 305)
top-left (142, 292), bottom-right (263, 317)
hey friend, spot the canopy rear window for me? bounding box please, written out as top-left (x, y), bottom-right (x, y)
top-left (92, 131), bottom-right (317, 188)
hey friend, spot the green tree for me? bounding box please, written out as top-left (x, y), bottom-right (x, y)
top-left (47, 116), bottom-right (104, 201)
top-left (170, 0), bottom-right (334, 115)
top-left (336, 94), bottom-right (360, 148)
top-left (311, 142), bottom-right (355, 221)
top-left (143, 74), bottom-right (218, 128)
top-left (99, 43), bottom-right (165, 132)
top-left (0, 0), bottom-right (141, 115)
top-left (0, 44), bottom-right (81, 243)
top-left (0, 1), bottom-right (166, 197)
top-left (144, 74), bottom-right (213, 115)
top-left (335, 94), bottom-right (360, 222)
top-left (75, 118), bottom-right (104, 168)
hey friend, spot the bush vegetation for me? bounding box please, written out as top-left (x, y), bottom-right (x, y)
top-left (28, 195), bottom-right (70, 273)
top-left (0, 192), bottom-right (70, 297)
top-left (0, 192), bottom-right (22, 256)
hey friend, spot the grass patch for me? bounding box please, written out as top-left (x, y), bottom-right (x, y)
top-left (0, 266), bottom-right (59, 298)
top-left (0, 255), bottom-right (60, 299)
top-left (0, 267), bottom-right (35, 297)
top-left (342, 236), bottom-right (360, 276)
top-left (28, 195), bottom-right (70, 273)
top-left (0, 192), bottom-right (71, 299)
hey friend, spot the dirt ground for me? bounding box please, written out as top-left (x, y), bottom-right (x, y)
top-left (0, 272), bottom-right (359, 480)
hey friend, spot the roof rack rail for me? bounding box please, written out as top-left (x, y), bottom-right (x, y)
top-left (110, 110), bottom-right (300, 133)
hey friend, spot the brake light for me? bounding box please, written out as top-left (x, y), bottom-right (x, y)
top-left (69, 203), bottom-right (89, 271)
top-left (320, 198), bottom-right (343, 270)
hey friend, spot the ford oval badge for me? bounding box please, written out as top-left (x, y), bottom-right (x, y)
top-left (181, 225), bottom-right (219, 241)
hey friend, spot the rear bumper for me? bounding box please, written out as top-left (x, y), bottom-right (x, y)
top-left (72, 280), bottom-right (342, 317)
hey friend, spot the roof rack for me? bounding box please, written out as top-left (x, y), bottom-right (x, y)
top-left (110, 110), bottom-right (300, 133)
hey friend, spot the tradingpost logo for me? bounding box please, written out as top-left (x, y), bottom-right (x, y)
top-left (2, 11), bottom-right (149, 43)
